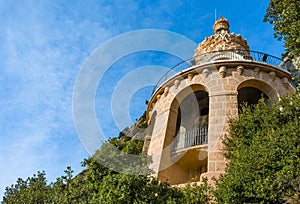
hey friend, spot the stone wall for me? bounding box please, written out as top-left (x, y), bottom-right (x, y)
top-left (145, 60), bottom-right (293, 184)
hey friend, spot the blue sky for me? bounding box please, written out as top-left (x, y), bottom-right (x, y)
top-left (0, 0), bottom-right (284, 198)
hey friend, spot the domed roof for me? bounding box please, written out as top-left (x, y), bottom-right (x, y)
top-left (194, 17), bottom-right (250, 57)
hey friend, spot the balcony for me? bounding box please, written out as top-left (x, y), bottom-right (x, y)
top-left (152, 50), bottom-right (294, 95)
top-left (173, 127), bottom-right (208, 151)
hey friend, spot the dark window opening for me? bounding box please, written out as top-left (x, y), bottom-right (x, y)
top-left (238, 87), bottom-right (269, 112)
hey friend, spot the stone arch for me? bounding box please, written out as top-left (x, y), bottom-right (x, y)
top-left (237, 79), bottom-right (279, 111)
top-left (169, 83), bottom-right (209, 109)
top-left (162, 84), bottom-right (208, 150)
top-left (237, 79), bottom-right (279, 100)
top-left (158, 84), bottom-right (209, 184)
top-left (166, 84), bottom-right (209, 149)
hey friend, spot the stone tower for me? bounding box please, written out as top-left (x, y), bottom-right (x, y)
top-left (143, 17), bottom-right (295, 185)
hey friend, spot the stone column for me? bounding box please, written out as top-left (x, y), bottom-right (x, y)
top-left (147, 109), bottom-right (170, 177)
top-left (205, 92), bottom-right (238, 181)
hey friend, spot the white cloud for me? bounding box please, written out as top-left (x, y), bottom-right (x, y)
top-left (0, 0), bottom-right (286, 199)
top-left (0, 1), bottom-right (113, 196)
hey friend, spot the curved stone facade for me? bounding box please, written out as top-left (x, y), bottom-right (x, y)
top-left (145, 60), bottom-right (293, 184)
top-left (143, 18), bottom-right (294, 185)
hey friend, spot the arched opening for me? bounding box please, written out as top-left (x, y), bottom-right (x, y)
top-left (238, 87), bottom-right (269, 112)
top-left (158, 86), bottom-right (209, 185)
top-left (173, 90), bottom-right (209, 150)
top-left (237, 79), bottom-right (278, 113)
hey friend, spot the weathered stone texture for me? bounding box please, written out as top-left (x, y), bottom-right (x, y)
top-left (143, 17), bottom-right (293, 185)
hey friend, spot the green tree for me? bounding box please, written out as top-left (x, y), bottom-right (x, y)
top-left (215, 93), bottom-right (300, 203)
top-left (264, 0), bottom-right (300, 57)
top-left (3, 171), bottom-right (52, 204)
top-left (180, 180), bottom-right (213, 204)
top-left (3, 126), bottom-right (212, 203)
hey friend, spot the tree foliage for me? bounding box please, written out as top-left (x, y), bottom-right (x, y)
top-left (264, 0), bottom-right (300, 57)
top-left (4, 96), bottom-right (300, 204)
top-left (2, 171), bottom-right (52, 204)
top-left (2, 137), bottom-right (211, 203)
top-left (215, 93), bottom-right (300, 203)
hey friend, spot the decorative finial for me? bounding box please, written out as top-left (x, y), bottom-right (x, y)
top-left (213, 17), bottom-right (230, 34)
top-left (194, 16), bottom-right (250, 62)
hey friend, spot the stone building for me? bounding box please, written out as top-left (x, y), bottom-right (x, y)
top-left (142, 17), bottom-right (295, 185)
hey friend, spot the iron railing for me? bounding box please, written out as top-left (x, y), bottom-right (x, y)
top-left (152, 50), bottom-right (291, 95)
top-left (173, 127), bottom-right (208, 151)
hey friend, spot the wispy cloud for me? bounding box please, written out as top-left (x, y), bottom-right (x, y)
top-left (0, 0), bottom-right (285, 199)
top-left (0, 1), bottom-right (113, 195)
